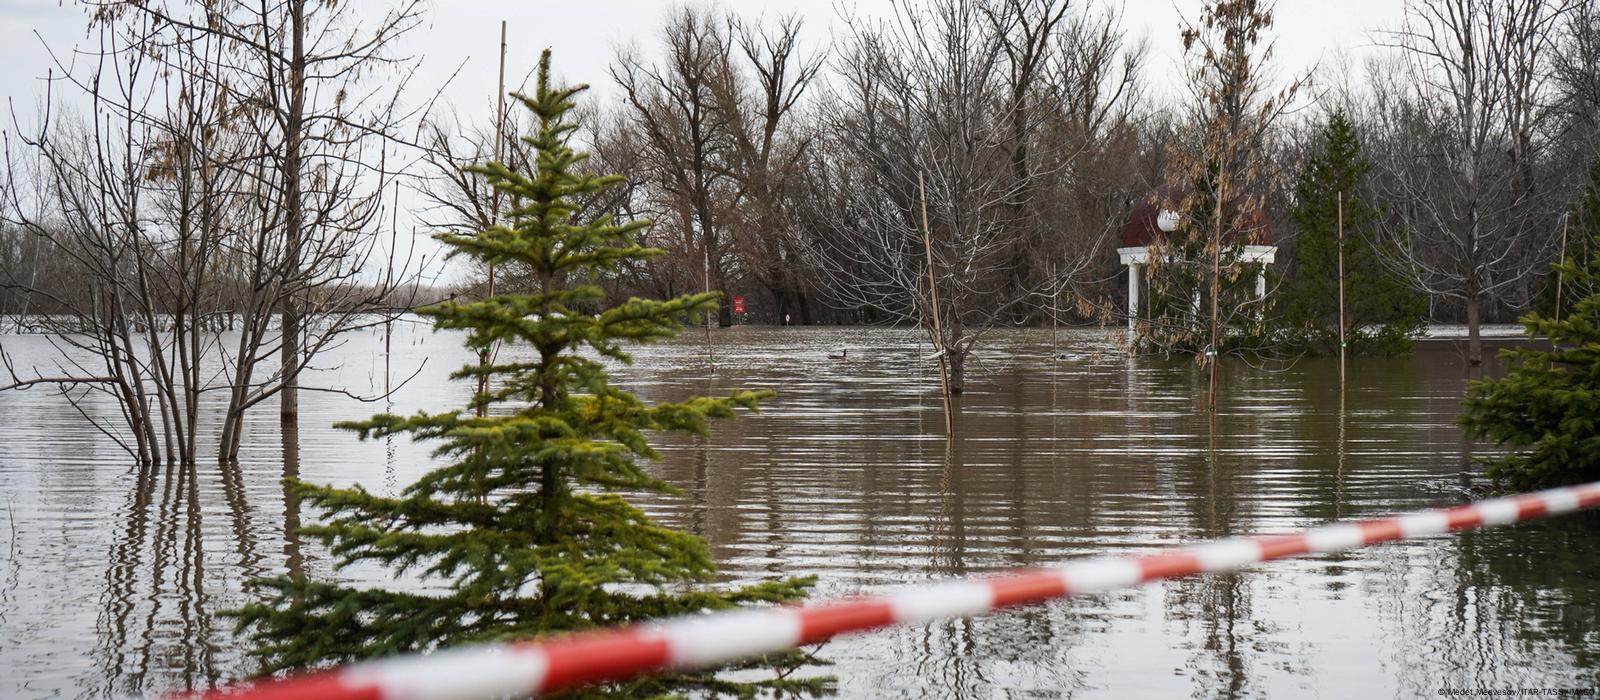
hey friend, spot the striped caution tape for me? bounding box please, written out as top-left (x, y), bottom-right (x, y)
top-left (175, 479), bottom-right (1600, 700)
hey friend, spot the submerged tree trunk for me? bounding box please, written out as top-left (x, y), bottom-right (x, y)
top-left (797, 290), bottom-right (814, 325)
top-left (281, 419), bottom-right (304, 585)
top-left (948, 347), bottom-right (966, 395)
top-left (714, 267), bottom-right (733, 327)
top-left (279, 0), bottom-right (308, 427)
top-left (1466, 279), bottom-right (1483, 366)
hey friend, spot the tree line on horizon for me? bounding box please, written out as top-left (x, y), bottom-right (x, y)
top-left (4, 0), bottom-right (1600, 458)
top-left (406, 0), bottom-right (1600, 373)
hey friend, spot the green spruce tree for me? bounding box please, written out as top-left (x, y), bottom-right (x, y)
top-left (233, 51), bottom-right (820, 696)
top-left (1279, 111), bottom-right (1424, 356)
top-left (1463, 230), bottom-right (1600, 491)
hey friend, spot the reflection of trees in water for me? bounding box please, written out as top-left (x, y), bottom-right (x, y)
top-left (1161, 427), bottom-right (1259, 700)
top-left (1131, 349), bottom-right (1506, 698)
top-left (1158, 360), bottom-right (1318, 699)
top-left (97, 459), bottom-right (155, 694)
top-left (1357, 528), bottom-right (1595, 695)
top-left (934, 430), bottom-right (966, 576)
top-left (916, 405), bottom-right (1093, 696)
top-left (282, 423), bottom-right (304, 585)
top-left (747, 414), bottom-right (789, 581)
top-left (1437, 515), bottom-right (1600, 685)
top-left (0, 494), bottom-right (17, 643)
top-left (219, 460), bottom-right (265, 584)
top-left (91, 447), bottom-right (274, 697)
top-left (96, 461), bottom-right (219, 695)
top-left (689, 437), bottom-right (712, 539)
top-left (922, 429), bottom-right (975, 693)
top-left (451, 330), bottom-right (1594, 695)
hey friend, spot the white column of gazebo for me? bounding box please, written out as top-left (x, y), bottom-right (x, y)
top-left (1117, 244), bottom-right (1277, 333)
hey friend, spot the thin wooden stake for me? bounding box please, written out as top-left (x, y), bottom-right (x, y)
top-left (703, 230), bottom-right (714, 368)
top-left (387, 181), bottom-right (398, 396)
top-left (477, 20), bottom-right (507, 418)
top-left (919, 173), bottom-right (954, 437)
top-left (1556, 214), bottom-right (1569, 325)
top-left (1051, 261), bottom-right (1058, 360)
top-left (1337, 191), bottom-right (1346, 388)
top-left (1208, 177), bottom-right (1224, 412)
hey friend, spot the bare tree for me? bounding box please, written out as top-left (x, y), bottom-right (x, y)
top-left (1143, 0), bottom-right (1306, 408)
top-left (799, 0), bottom-right (1109, 393)
top-left (714, 14), bottom-right (826, 323)
top-left (1371, 0), bottom-right (1575, 365)
top-left (611, 7), bottom-right (739, 326)
top-left (415, 108), bottom-right (536, 289)
top-left (587, 108), bottom-right (677, 300)
top-left (1, 1), bottom-right (426, 463)
top-left (1553, 0), bottom-right (1600, 156)
top-left (119, 0), bottom-right (428, 440)
top-left (1033, 2), bottom-right (1150, 321)
top-left (0, 9), bottom-right (250, 463)
top-left (986, 0), bottom-right (1072, 316)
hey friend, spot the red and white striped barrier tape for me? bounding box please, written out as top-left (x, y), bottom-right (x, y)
top-left (177, 479), bottom-right (1600, 700)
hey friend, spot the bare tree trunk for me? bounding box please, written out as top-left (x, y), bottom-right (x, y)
top-left (1338, 191), bottom-right (1346, 386)
top-left (947, 346), bottom-right (967, 395)
top-left (476, 20), bottom-right (508, 419)
top-left (281, 419), bottom-right (304, 588)
top-left (1556, 215), bottom-right (1569, 324)
top-left (797, 289), bottom-right (814, 325)
top-left (279, 0), bottom-right (307, 427)
top-left (1466, 266), bottom-right (1483, 366)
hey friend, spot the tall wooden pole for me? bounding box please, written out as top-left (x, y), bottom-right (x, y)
top-left (1336, 191), bottom-right (1348, 515)
top-left (387, 181), bottom-right (398, 397)
top-left (703, 229), bottom-right (714, 367)
top-left (1208, 177), bottom-right (1224, 411)
top-left (1337, 191), bottom-right (1346, 387)
top-left (490, 20), bottom-right (505, 298)
top-left (1051, 261), bottom-right (1058, 359)
top-left (477, 21), bottom-right (507, 417)
top-left (1556, 214), bottom-right (1570, 325)
top-left (919, 173), bottom-right (954, 437)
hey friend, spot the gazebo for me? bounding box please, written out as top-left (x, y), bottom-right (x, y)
top-left (1116, 186), bottom-right (1277, 333)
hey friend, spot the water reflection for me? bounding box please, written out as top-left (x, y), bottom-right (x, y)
top-left (1444, 514), bottom-right (1600, 686)
top-left (0, 326), bottom-right (1597, 697)
top-left (282, 421), bottom-right (304, 587)
top-left (94, 460), bottom-right (225, 697)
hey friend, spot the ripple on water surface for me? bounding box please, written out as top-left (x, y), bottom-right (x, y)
top-left (0, 326), bottom-right (1597, 698)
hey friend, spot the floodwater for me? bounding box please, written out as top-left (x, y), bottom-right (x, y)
top-left (1, 324), bottom-right (1597, 698)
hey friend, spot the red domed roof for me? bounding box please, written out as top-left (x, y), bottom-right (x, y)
top-left (1120, 185), bottom-right (1273, 248)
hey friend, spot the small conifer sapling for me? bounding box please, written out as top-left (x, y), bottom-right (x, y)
top-left (233, 50), bottom-right (823, 697)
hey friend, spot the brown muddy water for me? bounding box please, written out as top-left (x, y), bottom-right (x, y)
top-left (0, 324), bottom-right (1597, 698)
